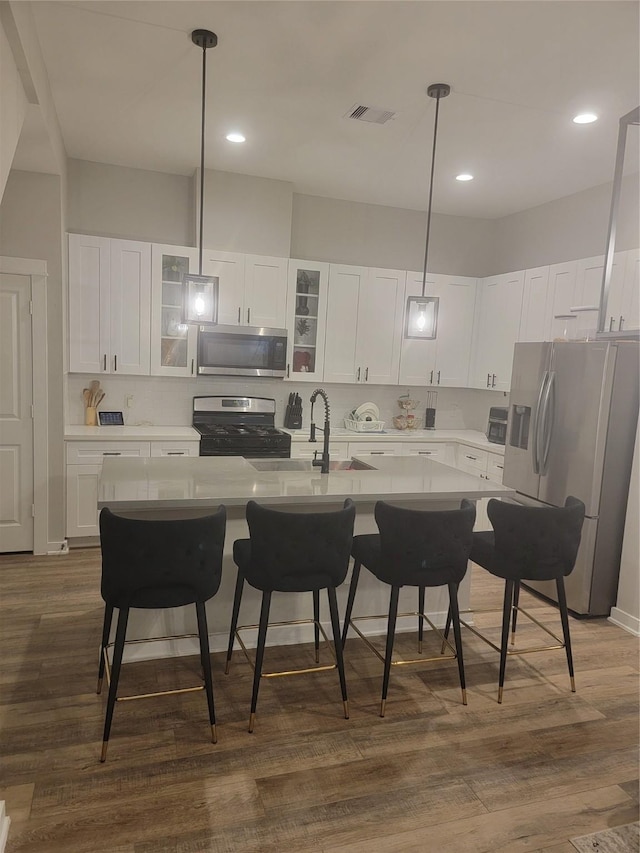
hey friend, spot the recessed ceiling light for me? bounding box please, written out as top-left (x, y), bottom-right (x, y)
top-left (456, 173), bottom-right (474, 182)
top-left (573, 113), bottom-right (598, 124)
top-left (226, 132), bottom-right (246, 143)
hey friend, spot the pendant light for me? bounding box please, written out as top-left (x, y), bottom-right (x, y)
top-left (183, 29), bottom-right (219, 325)
top-left (405, 83), bottom-right (450, 339)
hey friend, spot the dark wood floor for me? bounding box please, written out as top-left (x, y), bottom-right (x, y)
top-left (1, 547), bottom-right (638, 852)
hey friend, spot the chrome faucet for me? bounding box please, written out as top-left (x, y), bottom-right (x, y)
top-left (309, 388), bottom-right (331, 474)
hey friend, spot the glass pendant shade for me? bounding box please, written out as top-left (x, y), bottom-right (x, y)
top-left (183, 273), bottom-right (219, 324)
top-left (405, 295), bottom-right (439, 339)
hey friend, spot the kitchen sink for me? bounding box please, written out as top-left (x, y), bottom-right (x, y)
top-left (248, 458), bottom-right (375, 472)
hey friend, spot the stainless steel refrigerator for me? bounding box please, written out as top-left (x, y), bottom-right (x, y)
top-left (503, 340), bottom-right (639, 616)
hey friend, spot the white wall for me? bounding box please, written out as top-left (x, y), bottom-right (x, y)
top-left (67, 159), bottom-right (193, 246)
top-left (610, 419), bottom-right (640, 636)
top-left (0, 16), bottom-right (28, 201)
top-left (66, 372), bottom-right (505, 434)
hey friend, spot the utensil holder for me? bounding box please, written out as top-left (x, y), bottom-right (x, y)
top-left (85, 406), bottom-right (98, 426)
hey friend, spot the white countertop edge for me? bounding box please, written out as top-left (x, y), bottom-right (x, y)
top-left (65, 426), bottom-right (201, 441)
top-left (284, 427), bottom-right (505, 455)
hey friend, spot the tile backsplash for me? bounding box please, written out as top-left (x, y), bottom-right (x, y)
top-left (66, 373), bottom-right (508, 433)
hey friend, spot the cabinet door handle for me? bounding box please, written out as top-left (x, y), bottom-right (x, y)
top-left (429, 370), bottom-right (434, 384)
top-left (437, 370), bottom-right (441, 385)
top-left (486, 373), bottom-right (491, 387)
top-left (492, 373), bottom-right (496, 387)
top-left (191, 358), bottom-right (194, 375)
top-left (496, 464), bottom-right (504, 469)
top-left (465, 454), bottom-right (478, 461)
top-left (609, 317), bottom-right (615, 332)
top-left (418, 451), bottom-right (433, 455)
top-left (167, 451), bottom-right (184, 456)
top-left (247, 308), bottom-right (251, 324)
top-left (365, 367), bottom-right (369, 382)
top-left (237, 307), bottom-right (241, 324)
top-left (287, 363), bottom-right (290, 378)
top-left (371, 451), bottom-right (384, 455)
top-left (114, 354), bottom-right (117, 372)
top-left (102, 452), bottom-right (121, 456)
top-left (357, 367), bottom-right (361, 382)
top-left (103, 354), bottom-right (107, 371)
top-left (619, 316), bottom-right (625, 330)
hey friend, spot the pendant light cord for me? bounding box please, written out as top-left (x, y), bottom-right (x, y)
top-left (198, 42), bottom-right (207, 276)
top-left (421, 91), bottom-right (443, 298)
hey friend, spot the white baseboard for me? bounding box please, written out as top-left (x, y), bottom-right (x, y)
top-left (0, 801), bottom-right (11, 853)
top-left (47, 540), bottom-right (69, 556)
top-left (608, 607), bottom-right (640, 637)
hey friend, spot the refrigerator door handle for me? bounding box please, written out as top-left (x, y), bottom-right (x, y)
top-left (540, 370), bottom-right (555, 475)
top-left (533, 370), bottom-right (549, 474)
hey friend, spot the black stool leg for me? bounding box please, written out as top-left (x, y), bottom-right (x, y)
top-left (380, 586), bottom-right (400, 718)
top-left (313, 589), bottom-right (320, 664)
top-left (418, 586), bottom-right (425, 653)
top-left (97, 603), bottom-right (114, 694)
top-left (448, 583), bottom-right (467, 705)
top-left (556, 577), bottom-right (575, 692)
top-left (225, 570), bottom-right (245, 674)
top-left (510, 581), bottom-right (521, 645)
top-left (196, 601), bottom-right (217, 744)
top-left (498, 580), bottom-right (514, 704)
top-left (341, 561), bottom-right (361, 647)
top-left (327, 586), bottom-right (349, 720)
top-left (100, 607), bottom-right (128, 762)
top-left (249, 591), bottom-right (271, 733)
top-left (441, 602), bottom-right (452, 655)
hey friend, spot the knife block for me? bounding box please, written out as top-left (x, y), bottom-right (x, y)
top-left (284, 403), bottom-right (302, 429)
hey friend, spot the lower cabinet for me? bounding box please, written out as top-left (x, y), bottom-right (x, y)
top-left (65, 440), bottom-right (199, 538)
top-left (290, 441), bottom-right (349, 460)
top-left (401, 442), bottom-right (456, 466)
top-left (455, 445), bottom-right (505, 530)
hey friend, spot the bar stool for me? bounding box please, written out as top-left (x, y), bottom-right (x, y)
top-left (463, 496), bottom-right (585, 703)
top-left (225, 499), bottom-right (355, 732)
top-left (97, 506), bottom-right (226, 762)
top-left (342, 499), bottom-right (476, 717)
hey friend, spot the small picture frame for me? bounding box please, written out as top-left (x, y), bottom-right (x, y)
top-left (98, 411), bottom-right (125, 426)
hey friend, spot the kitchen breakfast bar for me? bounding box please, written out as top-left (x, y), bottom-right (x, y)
top-left (97, 455), bottom-right (515, 660)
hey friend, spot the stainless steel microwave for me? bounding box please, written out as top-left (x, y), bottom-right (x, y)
top-left (197, 324), bottom-right (288, 377)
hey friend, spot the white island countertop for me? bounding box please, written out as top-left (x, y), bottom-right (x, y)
top-left (98, 454), bottom-right (515, 512)
top-left (65, 425), bottom-right (200, 441)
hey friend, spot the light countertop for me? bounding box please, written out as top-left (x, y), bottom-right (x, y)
top-left (65, 426), bottom-right (201, 441)
top-left (283, 427), bottom-right (505, 455)
top-left (98, 454), bottom-right (514, 511)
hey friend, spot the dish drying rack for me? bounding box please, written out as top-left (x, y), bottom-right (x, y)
top-left (344, 417), bottom-right (385, 433)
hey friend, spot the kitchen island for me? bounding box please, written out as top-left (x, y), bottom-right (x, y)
top-left (97, 455), bottom-right (515, 660)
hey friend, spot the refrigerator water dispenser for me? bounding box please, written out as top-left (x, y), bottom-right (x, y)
top-left (510, 405), bottom-right (530, 449)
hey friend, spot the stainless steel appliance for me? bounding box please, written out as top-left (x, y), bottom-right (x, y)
top-left (487, 406), bottom-right (508, 445)
top-left (193, 396), bottom-right (291, 458)
top-left (504, 341), bottom-right (639, 615)
top-left (197, 325), bottom-right (287, 377)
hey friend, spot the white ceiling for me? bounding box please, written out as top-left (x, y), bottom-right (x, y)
top-left (18, 0), bottom-right (640, 219)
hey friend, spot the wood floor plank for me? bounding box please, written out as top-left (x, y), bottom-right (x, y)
top-left (1, 552), bottom-right (637, 852)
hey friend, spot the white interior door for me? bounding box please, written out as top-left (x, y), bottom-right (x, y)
top-left (0, 274), bottom-right (33, 552)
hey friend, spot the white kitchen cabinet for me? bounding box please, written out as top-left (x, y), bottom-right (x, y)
top-left (65, 440), bottom-right (150, 538)
top-left (323, 264), bottom-right (405, 385)
top-left (401, 442), bottom-right (456, 466)
top-left (455, 445), bottom-right (504, 531)
top-left (519, 266), bottom-right (553, 342)
top-left (290, 441), bottom-right (349, 459)
top-left (149, 441), bottom-right (200, 457)
top-left (150, 244), bottom-right (200, 377)
top-left (348, 442), bottom-right (403, 457)
top-left (399, 273), bottom-right (476, 387)
top-left (201, 250), bottom-right (287, 328)
top-left (69, 234), bottom-right (151, 375)
top-left (470, 270), bottom-right (524, 391)
top-left (285, 260), bottom-right (329, 382)
top-left (605, 249), bottom-right (639, 332)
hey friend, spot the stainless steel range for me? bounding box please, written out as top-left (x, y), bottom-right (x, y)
top-left (193, 396), bottom-right (291, 458)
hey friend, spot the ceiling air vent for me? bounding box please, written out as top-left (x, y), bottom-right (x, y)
top-left (346, 104), bottom-right (396, 124)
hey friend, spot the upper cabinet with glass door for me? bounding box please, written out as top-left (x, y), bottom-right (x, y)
top-left (150, 244), bottom-right (200, 377)
top-left (285, 260), bottom-right (329, 382)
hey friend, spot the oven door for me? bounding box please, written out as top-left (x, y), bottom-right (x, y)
top-left (197, 324), bottom-right (287, 377)
top-left (199, 444), bottom-right (290, 459)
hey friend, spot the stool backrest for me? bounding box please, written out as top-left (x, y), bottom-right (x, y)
top-left (245, 499), bottom-right (355, 592)
top-left (374, 499), bottom-right (476, 586)
top-left (487, 496), bottom-right (585, 580)
top-left (99, 506), bottom-right (226, 608)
